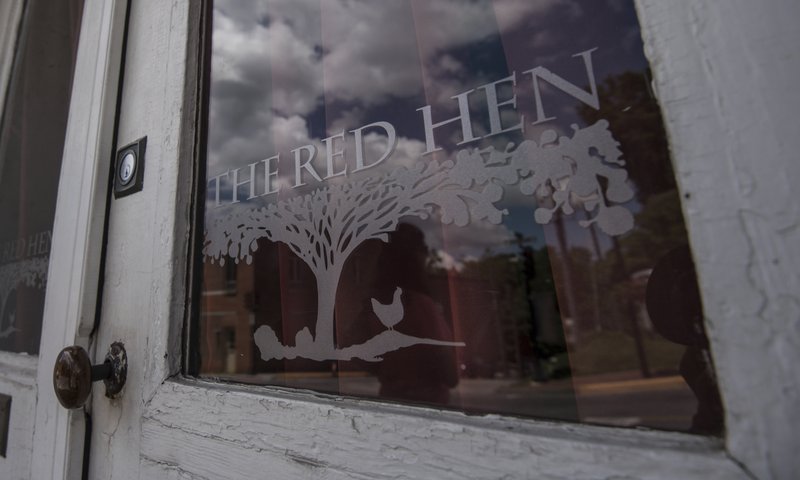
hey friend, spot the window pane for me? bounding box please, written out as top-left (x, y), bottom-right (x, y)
top-left (195, 0), bottom-right (723, 435)
top-left (0, 0), bottom-right (85, 354)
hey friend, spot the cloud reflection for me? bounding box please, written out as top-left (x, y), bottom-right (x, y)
top-left (207, 0), bottom-right (650, 260)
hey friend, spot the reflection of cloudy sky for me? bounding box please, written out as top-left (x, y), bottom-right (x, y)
top-left (206, 0), bottom-right (652, 259)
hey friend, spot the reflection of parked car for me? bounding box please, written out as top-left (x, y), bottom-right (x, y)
top-left (561, 316), bottom-right (576, 346)
top-left (461, 356), bottom-right (498, 379)
top-left (531, 342), bottom-right (571, 380)
top-left (544, 352), bottom-right (571, 379)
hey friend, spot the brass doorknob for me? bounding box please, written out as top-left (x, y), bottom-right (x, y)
top-left (53, 342), bottom-right (127, 409)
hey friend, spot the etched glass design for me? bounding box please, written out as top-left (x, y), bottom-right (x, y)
top-left (195, 0), bottom-right (723, 434)
top-left (0, 0), bottom-right (85, 354)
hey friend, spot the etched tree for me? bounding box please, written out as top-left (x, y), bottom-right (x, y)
top-left (204, 120), bottom-right (634, 361)
top-left (0, 256), bottom-right (49, 338)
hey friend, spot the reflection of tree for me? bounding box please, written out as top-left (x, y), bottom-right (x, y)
top-left (460, 253), bottom-right (529, 373)
top-left (577, 71), bottom-right (691, 299)
top-left (618, 190), bottom-right (689, 271)
top-left (553, 191), bottom-right (690, 339)
top-left (552, 246), bottom-right (601, 329)
top-left (570, 70), bottom-right (693, 378)
top-left (579, 70), bottom-right (675, 201)
top-left (452, 243), bottom-right (569, 380)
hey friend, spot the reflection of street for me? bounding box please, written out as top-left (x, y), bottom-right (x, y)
top-left (454, 373), bottom-right (693, 431)
top-left (219, 371), bottom-right (694, 432)
top-left (573, 373), bottom-right (694, 431)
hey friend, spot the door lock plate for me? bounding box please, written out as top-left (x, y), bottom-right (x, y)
top-left (114, 137), bottom-right (146, 198)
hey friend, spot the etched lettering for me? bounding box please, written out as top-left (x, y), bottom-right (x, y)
top-left (292, 144), bottom-right (322, 188)
top-left (259, 155), bottom-right (280, 196)
top-left (232, 162), bottom-right (257, 203)
top-left (524, 48), bottom-right (599, 125)
top-left (417, 89), bottom-right (478, 155)
top-left (481, 73), bottom-right (523, 137)
top-left (352, 121), bottom-right (397, 172)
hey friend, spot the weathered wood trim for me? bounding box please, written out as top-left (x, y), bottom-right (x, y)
top-left (30, 1), bottom-right (127, 479)
top-left (635, 1), bottom-right (800, 478)
top-left (138, 379), bottom-right (746, 480)
top-left (84, 1), bottom-right (196, 478)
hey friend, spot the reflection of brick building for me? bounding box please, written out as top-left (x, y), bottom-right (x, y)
top-left (200, 260), bottom-right (255, 374)
top-left (201, 240), bottom-right (328, 376)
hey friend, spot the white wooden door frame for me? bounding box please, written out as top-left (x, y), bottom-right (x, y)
top-left (25, 0), bottom-right (799, 478)
top-left (30, 1), bottom-right (127, 478)
top-left (635, 2), bottom-right (800, 478)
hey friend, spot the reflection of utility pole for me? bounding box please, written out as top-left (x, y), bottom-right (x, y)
top-left (586, 211), bottom-right (604, 331)
top-left (512, 233), bottom-right (546, 381)
top-left (553, 214), bottom-right (581, 343)
top-left (612, 237), bottom-right (651, 378)
top-left (487, 289), bottom-right (508, 376)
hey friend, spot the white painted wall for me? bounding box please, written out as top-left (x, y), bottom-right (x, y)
top-left (636, 1), bottom-right (800, 478)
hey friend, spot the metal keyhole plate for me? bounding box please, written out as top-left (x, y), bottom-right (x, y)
top-left (119, 151), bottom-right (136, 185)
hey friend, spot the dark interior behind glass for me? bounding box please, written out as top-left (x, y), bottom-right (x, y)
top-left (0, 0), bottom-right (85, 354)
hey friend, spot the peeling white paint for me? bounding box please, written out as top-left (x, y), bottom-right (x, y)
top-left (138, 380), bottom-right (746, 480)
top-left (636, 1), bottom-right (800, 478)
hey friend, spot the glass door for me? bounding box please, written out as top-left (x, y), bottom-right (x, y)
top-left (39, 1), bottom-right (747, 479)
top-left (0, 2), bottom-right (86, 478)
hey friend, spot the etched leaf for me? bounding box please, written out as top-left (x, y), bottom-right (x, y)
top-left (512, 120), bottom-right (636, 236)
top-left (596, 205), bottom-right (634, 236)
